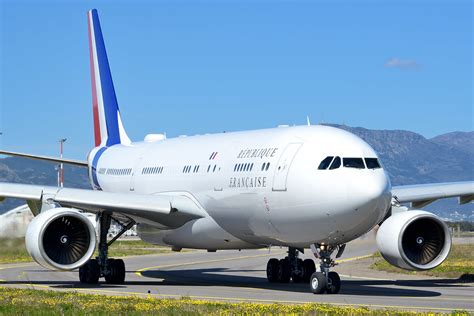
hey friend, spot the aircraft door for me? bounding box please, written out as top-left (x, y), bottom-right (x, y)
top-left (272, 143), bottom-right (302, 191)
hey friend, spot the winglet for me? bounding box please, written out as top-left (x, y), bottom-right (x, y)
top-left (87, 9), bottom-right (131, 147)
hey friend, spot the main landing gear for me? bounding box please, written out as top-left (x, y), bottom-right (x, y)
top-left (79, 212), bottom-right (135, 284)
top-left (266, 244), bottom-right (345, 294)
top-left (266, 247), bottom-right (316, 284)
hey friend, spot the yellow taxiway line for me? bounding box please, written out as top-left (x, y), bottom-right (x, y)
top-left (1, 254), bottom-right (472, 313)
top-left (135, 251), bottom-right (285, 277)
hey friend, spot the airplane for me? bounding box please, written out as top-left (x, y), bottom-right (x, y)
top-left (0, 9), bottom-right (473, 294)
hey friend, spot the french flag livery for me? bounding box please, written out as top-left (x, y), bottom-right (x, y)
top-left (87, 9), bottom-right (131, 147)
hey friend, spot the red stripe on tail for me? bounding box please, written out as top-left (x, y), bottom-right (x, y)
top-left (87, 12), bottom-right (101, 147)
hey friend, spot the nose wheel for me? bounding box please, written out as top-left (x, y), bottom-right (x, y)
top-left (79, 212), bottom-right (134, 284)
top-left (310, 271), bottom-right (341, 294)
top-left (309, 243), bottom-right (344, 294)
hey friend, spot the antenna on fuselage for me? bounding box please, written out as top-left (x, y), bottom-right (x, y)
top-left (306, 115), bottom-right (311, 126)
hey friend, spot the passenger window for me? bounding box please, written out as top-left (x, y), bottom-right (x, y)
top-left (365, 158), bottom-right (381, 169)
top-left (318, 156), bottom-right (334, 170)
top-left (343, 158), bottom-right (365, 169)
top-left (265, 163), bottom-right (270, 171)
top-left (261, 163), bottom-right (265, 171)
top-left (329, 157), bottom-right (341, 170)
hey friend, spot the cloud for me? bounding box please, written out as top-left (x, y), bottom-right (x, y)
top-left (385, 57), bottom-right (420, 69)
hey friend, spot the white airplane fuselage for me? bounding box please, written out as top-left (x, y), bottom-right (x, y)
top-left (88, 125), bottom-right (392, 250)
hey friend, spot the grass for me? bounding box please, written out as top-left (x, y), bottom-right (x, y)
top-left (0, 287), bottom-right (469, 315)
top-left (0, 238), bottom-right (31, 264)
top-left (371, 244), bottom-right (474, 281)
top-left (0, 238), bottom-right (177, 264)
top-left (101, 240), bottom-right (178, 257)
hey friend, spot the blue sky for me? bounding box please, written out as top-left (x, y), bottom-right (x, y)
top-left (1, 0), bottom-right (472, 159)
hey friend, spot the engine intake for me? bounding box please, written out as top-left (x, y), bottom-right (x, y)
top-left (376, 210), bottom-right (451, 270)
top-left (25, 208), bottom-right (97, 271)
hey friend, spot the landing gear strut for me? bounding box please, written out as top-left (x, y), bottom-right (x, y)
top-left (309, 244), bottom-right (344, 294)
top-left (266, 247), bottom-right (316, 284)
top-left (79, 212), bottom-right (134, 284)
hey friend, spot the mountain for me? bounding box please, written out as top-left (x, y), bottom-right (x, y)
top-left (326, 125), bottom-right (473, 185)
top-left (0, 157), bottom-right (89, 213)
top-left (0, 126), bottom-right (473, 220)
top-left (431, 131), bottom-right (474, 156)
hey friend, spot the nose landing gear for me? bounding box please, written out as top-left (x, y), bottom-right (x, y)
top-left (309, 243), bottom-right (344, 294)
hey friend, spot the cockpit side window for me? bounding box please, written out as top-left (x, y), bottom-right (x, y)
top-left (343, 158), bottom-right (365, 169)
top-left (329, 156), bottom-right (341, 170)
top-left (318, 156), bottom-right (334, 170)
top-left (365, 158), bottom-right (381, 169)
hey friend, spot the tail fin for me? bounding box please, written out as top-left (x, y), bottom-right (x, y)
top-left (87, 9), bottom-right (131, 147)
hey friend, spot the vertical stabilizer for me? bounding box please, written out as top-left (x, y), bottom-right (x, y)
top-left (87, 9), bottom-right (131, 147)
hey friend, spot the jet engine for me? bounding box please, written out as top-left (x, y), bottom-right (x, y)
top-left (25, 208), bottom-right (97, 271)
top-left (376, 210), bottom-right (451, 270)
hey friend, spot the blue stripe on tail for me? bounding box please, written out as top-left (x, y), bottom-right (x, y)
top-left (90, 9), bottom-right (121, 146)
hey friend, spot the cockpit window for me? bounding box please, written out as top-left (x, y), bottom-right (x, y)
top-left (329, 156), bottom-right (341, 170)
top-left (318, 156), bottom-right (334, 170)
top-left (343, 158), bottom-right (365, 169)
top-left (365, 158), bottom-right (381, 169)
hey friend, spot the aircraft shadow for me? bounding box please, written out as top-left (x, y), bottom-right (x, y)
top-left (1, 268), bottom-right (471, 297)
top-left (136, 267), bottom-right (447, 297)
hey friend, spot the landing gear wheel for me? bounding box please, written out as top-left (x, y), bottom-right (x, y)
top-left (105, 259), bottom-right (126, 284)
top-left (266, 258), bottom-right (280, 283)
top-left (310, 272), bottom-right (327, 294)
top-left (303, 259), bottom-right (316, 283)
top-left (78, 213), bottom-right (134, 285)
top-left (326, 271), bottom-right (341, 294)
top-left (291, 258), bottom-right (305, 283)
top-left (79, 259), bottom-right (100, 284)
top-left (303, 259), bottom-right (316, 282)
top-left (278, 258), bottom-right (291, 283)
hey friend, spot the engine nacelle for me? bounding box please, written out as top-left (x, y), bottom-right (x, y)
top-left (25, 208), bottom-right (97, 271)
top-left (376, 210), bottom-right (451, 270)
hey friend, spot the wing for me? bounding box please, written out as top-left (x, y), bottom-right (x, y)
top-left (391, 181), bottom-right (474, 208)
top-left (0, 150), bottom-right (88, 167)
top-left (0, 182), bottom-right (206, 229)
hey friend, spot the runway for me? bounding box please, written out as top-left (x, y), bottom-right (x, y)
top-left (1, 236), bottom-right (473, 313)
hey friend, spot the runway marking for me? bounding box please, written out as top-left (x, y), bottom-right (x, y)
top-left (135, 251), bottom-right (286, 292)
top-left (135, 253), bottom-right (473, 304)
top-left (339, 274), bottom-right (389, 281)
top-left (135, 253), bottom-right (373, 277)
top-left (135, 251), bottom-right (285, 277)
top-left (336, 254), bottom-right (373, 263)
top-left (2, 253), bottom-right (473, 311)
top-left (0, 263), bottom-right (36, 283)
top-left (10, 283), bottom-right (473, 313)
